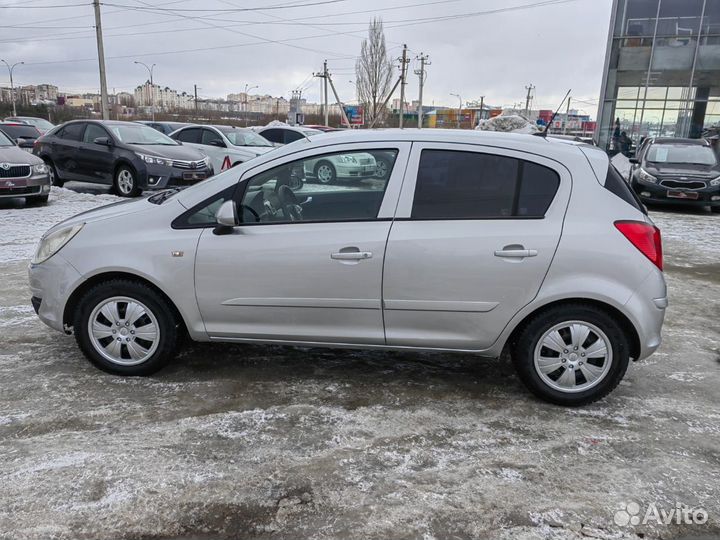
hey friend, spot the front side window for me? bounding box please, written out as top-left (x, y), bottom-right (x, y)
top-left (222, 129), bottom-right (272, 147)
top-left (284, 130), bottom-right (304, 144)
top-left (260, 129), bottom-right (283, 144)
top-left (83, 124), bottom-right (108, 143)
top-left (201, 129), bottom-right (223, 146)
top-left (238, 149), bottom-right (398, 224)
top-left (411, 149), bottom-right (560, 219)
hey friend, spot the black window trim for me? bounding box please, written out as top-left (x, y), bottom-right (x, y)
top-left (408, 148), bottom-right (561, 221)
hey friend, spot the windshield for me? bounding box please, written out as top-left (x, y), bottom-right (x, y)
top-left (0, 130), bottom-right (14, 146)
top-left (0, 125), bottom-right (39, 139)
top-left (222, 129), bottom-right (272, 147)
top-left (13, 117), bottom-right (54, 130)
top-left (647, 144), bottom-right (717, 166)
top-left (107, 124), bottom-right (178, 145)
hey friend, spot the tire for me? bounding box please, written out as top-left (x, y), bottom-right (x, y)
top-left (26, 194), bottom-right (49, 206)
top-left (711, 206), bottom-right (720, 214)
top-left (314, 161), bottom-right (336, 184)
top-left (44, 158), bottom-right (63, 187)
top-left (73, 279), bottom-right (180, 376)
top-left (511, 304), bottom-right (630, 406)
top-left (113, 165), bottom-right (142, 197)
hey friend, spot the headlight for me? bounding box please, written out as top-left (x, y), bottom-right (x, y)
top-left (340, 155), bottom-right (357, 163)
top-left (710, 177), bottom-right (720, 187)
top-left (135, 153), bottom-right (172, 167)
top-left (637, 168), bottom-right (657, 184)
top-left (33, 163), bottom-right (48, 175)
top-left (32, 223), bottom-right (84, 264)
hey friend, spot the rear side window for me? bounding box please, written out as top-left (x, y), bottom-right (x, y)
top-left (175, 128), bottom-right (201, 143)
top-left (605, 165), bottom-right (646, 213)
top-left (260, 129), bottom-right (283, 144)
top-left (58, 123), bottom-right (85, 141)
top-left (411, 149), bottom-right (560, 219)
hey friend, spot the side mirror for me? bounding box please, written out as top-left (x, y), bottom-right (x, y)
top-left (216, 200), bottom-right (238, 227)
top-left (629, 157), bottom-right (639, 165)
top-left (208, 139), bottom-right (226, 148)
top-left (93, 136), bottom-right (112, 146)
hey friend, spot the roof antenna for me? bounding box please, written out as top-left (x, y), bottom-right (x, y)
top-left (534, 89), bottom-right (571, 138)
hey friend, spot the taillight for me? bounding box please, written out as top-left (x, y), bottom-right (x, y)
top-left (614, 220), bottom-right (663, 271)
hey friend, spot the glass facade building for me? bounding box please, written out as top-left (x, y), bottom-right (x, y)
top-left (597, 0), bottom-right (720, 149)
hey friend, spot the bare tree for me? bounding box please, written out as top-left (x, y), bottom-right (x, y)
top-left (355, 18), bottom-right (394, 127)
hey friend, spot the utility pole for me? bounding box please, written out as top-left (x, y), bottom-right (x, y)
top-left (524, 83), bottom-right (535, 116)
top-left (243, 83), bottom-right (258, 127)
top-left (563, 95), bottom-right (572, 135)
top-left (1, 60), bottom-right (23, 117)
top-left (414, 53), bottom-right (429, 129)
top-left (450, 93), bottom-right (462, 128)
top-left (92, 0), bottom-right (110, 120)
top-left (398, 44), bottom-right (409, 128)
top-left (326, 71), bottom-right (350, 127)
top-left (313, 61), bottom-right (330, 126)
top-left (134, 61), bottom-right (156, 121)
top-left (194, 84), bottom-right (198, 115)
top-left (479, 95), bottom-right (485, 124)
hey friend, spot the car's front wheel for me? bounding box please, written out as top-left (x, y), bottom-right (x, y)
top-left (511, 304), bottom-right (630, 406)
top-left (44, 158), bottom-right (63, 187)
top-left (114, 165), bottom-right (142, 197)
top-left (73, 280), bottom-right (179, 375)
top-left (314, 161), bottom-right (336, 184)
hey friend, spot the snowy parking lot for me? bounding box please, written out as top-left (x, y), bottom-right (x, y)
top-left (1, 185), bottom-right (719, 539)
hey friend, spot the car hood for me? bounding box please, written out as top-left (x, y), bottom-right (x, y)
top-left (128, 144), bottom-right (207, 161)
top-left (644, 161), bottom-right (720, 179)
top-left (0, 145), bottom-right (42, 164)
top-left (46, 197), bottom-right (152, 235)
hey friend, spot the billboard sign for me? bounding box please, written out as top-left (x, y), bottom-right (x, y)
top-left (344, 105), bottom-right (364, 126)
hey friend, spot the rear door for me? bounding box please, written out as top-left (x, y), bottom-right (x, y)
top-left (51, 122), bottom-right (86, 180)
top-left (382, 143), bottom-right (571, 350)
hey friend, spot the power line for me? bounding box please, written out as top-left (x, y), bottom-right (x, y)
top-left (100, 0), bottom-right (353, 12)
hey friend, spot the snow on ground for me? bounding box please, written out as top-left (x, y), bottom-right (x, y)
top-left (0, 187), bottom-right (120, 264)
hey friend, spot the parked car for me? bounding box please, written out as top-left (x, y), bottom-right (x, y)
top-left (34, 120), bottom-right (213, 197)
top-left (168, 124), bottom-right (274, 172)
top-left (135, 120), bottom-right (192, 135)
top-left (0, 128), bottom-right (51, 205)
top-left (29, 130), bottom-right (666, 406)
top-left (4, 116), bottom-right (55, 134)
top-left (255, 125), bottom-right (379, 183)
top-left (629, 137), bottom-right (720, 212)
top-left (0, 122), bottom-right (42, 151)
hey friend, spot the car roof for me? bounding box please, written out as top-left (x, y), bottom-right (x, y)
top-left (650, 137), bottom-right (710, 146)
top-left (260, 125), bottom-right (322, 134)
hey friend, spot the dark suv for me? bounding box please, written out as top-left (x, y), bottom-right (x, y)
top-left (34, 120), bottom-right (213, 197)
top-left (630, 137), bottom-right (720, 212)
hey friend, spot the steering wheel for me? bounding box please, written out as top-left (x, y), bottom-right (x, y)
top-left (277, 184), bottom-right (303, 221)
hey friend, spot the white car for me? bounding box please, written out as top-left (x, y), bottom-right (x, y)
top-left (169, 125), bottom-right (274, 173)
top-left (256, 125), bottom-right (377, 183)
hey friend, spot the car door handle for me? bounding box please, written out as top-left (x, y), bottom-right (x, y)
top-left (331, 250), bottom-right (372, 260)
top-left (494, 249), bottom-right (538, 258)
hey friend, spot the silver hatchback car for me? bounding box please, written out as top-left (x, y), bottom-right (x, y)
top-left (29, 130), bottom-right (667, 406)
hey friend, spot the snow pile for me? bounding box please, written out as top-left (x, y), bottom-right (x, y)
top-left (475, 114), bottom-right (540, 134)
top-left (265, 120), bottom-right (290, 127)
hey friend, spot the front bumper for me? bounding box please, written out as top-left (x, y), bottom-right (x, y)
top-left (0, 173), bottom-right (51, 199)
top-left (632, 178), bottom-right (720, 207)
top-left (28, 253), bottom-right (83, 333)
top-left (336, 162), bottom-right (377, 179)
top-left (141, 164), bottom-right (214, 190)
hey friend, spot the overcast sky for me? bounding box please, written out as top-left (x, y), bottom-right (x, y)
top-left (0, 0), bottom-right (612, 117)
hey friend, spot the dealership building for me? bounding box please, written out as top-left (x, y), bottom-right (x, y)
top-left (597, 0), bottom-right (720, 148)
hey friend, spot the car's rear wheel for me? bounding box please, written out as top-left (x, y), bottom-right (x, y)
top-left (73, 280), bottom-right (179, 375)
top-left (114, 165), bottom-right (141, 197)
top-left (44, 158), bottom-right (63, 187)
top-left (374, 155), bottom-right (391, 180)
top-left (314, 161), bottom-right (336, 184)
top-left (511, 304), bottom-right (630, 406)
top-left (711, 205), bottom-right (720, 214)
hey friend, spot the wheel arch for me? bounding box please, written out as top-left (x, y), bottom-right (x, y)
top-left (63, 271), bottom-right (187, 335)
top-left (504, 298), bottom-right (641, 361)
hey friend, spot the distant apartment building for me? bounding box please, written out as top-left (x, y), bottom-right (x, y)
top-left (134, 81), bottom-right (194, 111)
top-left (0, 84), bottom-right (59, 105)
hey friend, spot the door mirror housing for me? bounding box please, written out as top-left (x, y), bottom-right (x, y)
top-left (208, 139), bottom-right (226, 148)
top-left (93, 136), bottom-right (112, 146)
top-left (216, 200), bottom-right (238, 227)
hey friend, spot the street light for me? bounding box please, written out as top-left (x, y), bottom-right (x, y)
top-left (134, 61), bottom-right (156, 121)
top-left (1, 59), bottom-right (24, 117)
top-left (243, 84), bottom-right (259, 126)
top-left (450, 92), bottom-right (462, 129)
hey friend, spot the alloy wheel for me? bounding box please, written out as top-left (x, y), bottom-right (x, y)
top-left (117, 169), bottom-right (135, 195)
top-left (533, 320), bottom-right (613, 393)
top-left (87, 296), bottom-right (160, 366)
top-left (316, 164), bottom-right (333, 183)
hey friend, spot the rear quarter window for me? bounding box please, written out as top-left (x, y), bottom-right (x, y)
top-left (605, 164), bottom-right (646, 213)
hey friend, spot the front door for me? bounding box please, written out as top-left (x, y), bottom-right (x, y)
top-left (75, 123), bottom-right (115, 184)
top-left (193, 143), bottom-right (410, 344)
top-left (382, 143), bottom-right (571, 351)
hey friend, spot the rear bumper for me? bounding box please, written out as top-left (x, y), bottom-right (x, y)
top-left (623, 268), bottom-right (667, 360)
